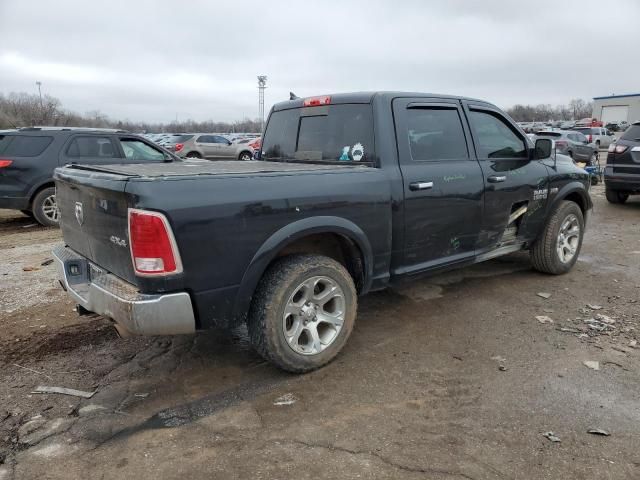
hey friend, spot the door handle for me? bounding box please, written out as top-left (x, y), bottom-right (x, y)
top-left (409, 181), bottom-right (434, 191)
top-left (487, 175), bottom-right (507, 183)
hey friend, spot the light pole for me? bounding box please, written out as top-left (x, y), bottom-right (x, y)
top-left (257, 75), bottom-right (267, 134)
top-left (35, 81), bottom-right (43, 123)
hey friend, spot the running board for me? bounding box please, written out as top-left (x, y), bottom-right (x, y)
top-left (475, 243), bottom-right (525, 263)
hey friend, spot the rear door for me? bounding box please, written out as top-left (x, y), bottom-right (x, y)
top-left (194, 135), bottom-right (218, 158)
top-left (393, 98), bottom-right (484, 272)
top-left (463, 103), bottom-right (551, 249)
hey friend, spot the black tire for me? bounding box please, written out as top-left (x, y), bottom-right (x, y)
top-left (238, 151), bottom-right (253, 161)
top-left (590, 176), bottom-right (599, 186)
top-left (530, 200), bottom-right (584, 275)
top-left (605, 188), bottom-right (628, 204)
top-left (20, 209), bottom-right (34, 218)
top-left (247, 254), bottom-right (357, 373)
top-left (186, 151), bottom-right (201, 158)
top-left (31, 187), bottom-right (59, 227)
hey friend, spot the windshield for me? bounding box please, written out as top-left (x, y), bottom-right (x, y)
top-left (262, 104), bottom-right (375, 164)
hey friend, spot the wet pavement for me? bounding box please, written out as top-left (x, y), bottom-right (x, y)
top-left (1, 184), bottom-right (639, 479)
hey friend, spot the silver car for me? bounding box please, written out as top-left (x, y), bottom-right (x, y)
top-left (177, 134), bottom-right (254, 161)
top-left (572, 127), bottom-right (616, 149)
top-left (535, 130), bottom-right (597, 163)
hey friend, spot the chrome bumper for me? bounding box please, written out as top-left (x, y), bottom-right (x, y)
top-left (52, 245), bottom-right (196, 336)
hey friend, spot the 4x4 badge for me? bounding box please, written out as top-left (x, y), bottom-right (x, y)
top-left (75, 202), bottom-right (84, 226)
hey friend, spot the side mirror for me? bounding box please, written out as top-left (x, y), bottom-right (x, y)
top-left (534, 138), bottom-right (553, 159)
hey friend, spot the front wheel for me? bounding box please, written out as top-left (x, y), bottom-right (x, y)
top-left (530, 200), bottom-right (584, 275)
top-left (238, 151), bottom-right (253, 161)
top-left (248, 254), bottom-right (357, 373)
top-left (605, 188), bottom-right (628, 204)
top-left (31, 187), bottom-right (60, 227)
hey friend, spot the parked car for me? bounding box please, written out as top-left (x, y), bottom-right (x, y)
top-left (248, 137), bottom-right (261, 151)
top-left (175, 134), bottom-right (254, 160)
top-left (161, 134), bottom-right (195, 153)
top-left (576, 118), bottom-right (603, 127)
top-left (535, 130), bottom-right (597, 163)
top-left (619, 121), bottom-right (630, 132)
top-left (604, 121), bottom-right (640, 204)
top-left (571, 127), bottom-right (616, 149)
top-left (0, 127), bottom-right (177, 226)
top-left (52, 91), bottom-right (592, 372)
top-left (560, 120), bottom-right (576, 129)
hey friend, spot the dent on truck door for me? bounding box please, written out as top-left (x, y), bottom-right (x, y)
top-left (393, 99), bottom-right (484, 274)
top-left (464, 105), bottom-right (550, 250)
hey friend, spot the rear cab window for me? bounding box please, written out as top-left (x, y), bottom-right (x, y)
top-left (0, 135), bottom-right (53, 157)
top-left (262, 104), bottom-right (375, 164)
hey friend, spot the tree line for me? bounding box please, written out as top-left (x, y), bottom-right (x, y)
top-left (0, 90), bottom-right (595, 132)
top-left (505, 99), bottom-right (594, 122)
top-left (0, 91), bottom-right (262, 133)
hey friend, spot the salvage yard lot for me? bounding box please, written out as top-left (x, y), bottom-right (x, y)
top-left (1, 185), bottom-right (639, 479)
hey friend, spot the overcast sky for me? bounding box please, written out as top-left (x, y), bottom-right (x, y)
top-left (1, 0), bottom-right (638, 123)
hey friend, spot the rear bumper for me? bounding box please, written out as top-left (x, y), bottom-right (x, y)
top-left (604, 167), bottom-right (640, 192)
top-left (52, 244), bottom-right (196, 336)
top-left (0, 196), bottom-right (30, 210)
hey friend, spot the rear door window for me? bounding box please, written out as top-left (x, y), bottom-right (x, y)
top-left (0, 135), bottom-right (53, 156)
top-left (406, 107), bottom-right (468, 161)
top-left (262, 104), bottom-right (374, 163)
top-left (67, 136), bottom-right (117, 158)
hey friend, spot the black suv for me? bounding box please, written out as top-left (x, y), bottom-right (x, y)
top-left (604, 121), bottom-right (640, 204)
top-left (0, 128), bottom-right (177, 226)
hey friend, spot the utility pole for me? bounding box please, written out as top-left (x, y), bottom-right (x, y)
top-left (257, 75), bottom-right (267, 134)
top-left (35, 81), bottom-right (43, 123)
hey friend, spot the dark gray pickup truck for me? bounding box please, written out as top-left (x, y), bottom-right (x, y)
top-left (53, 92), bottom-right (592, 372)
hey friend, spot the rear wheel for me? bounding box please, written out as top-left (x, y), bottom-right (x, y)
top-left (248, 254), bottom-right (357, 373)
top-left (530, 200), bottom-right (584, 275)
top-left (238, 151), bottom-right (252, 161)
top-left (605, 188), bottom-right (628, 204)
top-left (31, 187), bottom-right (59, 227)
top-left (186, 151), bottom-right (201, 158)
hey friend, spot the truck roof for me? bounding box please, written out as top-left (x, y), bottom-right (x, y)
top-left (272, 91), bottom-right (494, 111)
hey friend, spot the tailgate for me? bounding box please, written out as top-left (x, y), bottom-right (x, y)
top-left (55, 166), bottom-right (137, 285)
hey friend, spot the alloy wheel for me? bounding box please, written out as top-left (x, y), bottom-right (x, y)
top-left (282, 276), bottom-right (345, 355)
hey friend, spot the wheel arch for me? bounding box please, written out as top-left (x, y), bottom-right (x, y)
top-left (552, 182), bottom-right (592, 216)
top-left (233, 216), bottom-right (374, 321)
top-left (238, 149), bottom-right (253, 160)
top-left (28, 180), bottom-right (56, 207)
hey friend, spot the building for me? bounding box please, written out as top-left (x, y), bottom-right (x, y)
top-left (592, 93), bottom-right (640, 124)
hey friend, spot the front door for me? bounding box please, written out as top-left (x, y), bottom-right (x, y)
top-left (213, 135), bottom-right (236, 158)
top-left (393, 98), bottom-right (485, 274)
top-left (463, 104), bottom-right (551, 250)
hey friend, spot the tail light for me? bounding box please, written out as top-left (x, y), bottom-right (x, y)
top-left (0, 159), bottom-right (13, 168)
top-left (128, 209), bottom-right (182, 276)
top-left (303, 96), bottom-right (331, 107)
top-left (587, 135), bottom-right (592, 143)
top-left (174, 143), bottom-right (184, 152)
top-left (608, 144), bottom-right (628, 154)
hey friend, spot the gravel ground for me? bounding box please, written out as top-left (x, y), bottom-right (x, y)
top-left (0, 184), bottom-right (639, 479)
